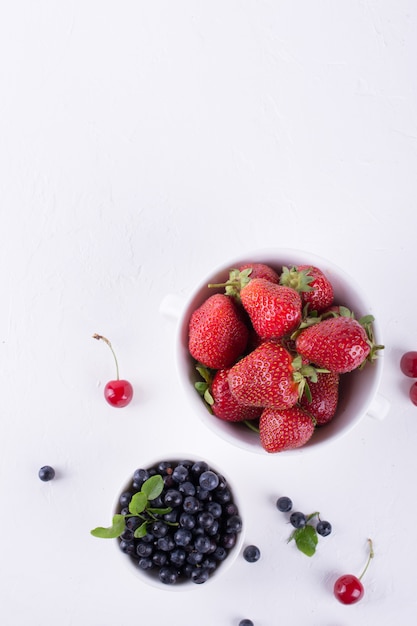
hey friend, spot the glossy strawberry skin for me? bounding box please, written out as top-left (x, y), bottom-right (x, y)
top-left (259, 406), bottom-right (315, 452)
top-left (295, 316), bottom-right (371, 373)
top-left (238, 263), bottom-right (280, 284)
top-left (300, 371), bottom-right (340, 425)
top-left (240, 279), bottom-right (302, 340)
top-left (296, 265), bottom-right (334, 312)
top-left (227, 341), bottom-right (299, 409)
top-left (188, 294), bottom-right (249, 369)
top-left (211, 369), bottom-right (262, 422)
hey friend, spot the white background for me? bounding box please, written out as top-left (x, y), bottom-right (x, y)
top-left (1, 2), bottom-right (416, 625)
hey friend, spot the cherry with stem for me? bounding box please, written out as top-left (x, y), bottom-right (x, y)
top-left (333, 538), bottom-right (374, 605)
top-left (93, 334), bottom-right (133, 408)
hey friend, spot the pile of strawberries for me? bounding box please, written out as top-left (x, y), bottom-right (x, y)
top-left (188, 262), bottom-right (383, 453)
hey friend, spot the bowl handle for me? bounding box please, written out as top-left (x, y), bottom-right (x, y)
top-left (366, 393), bottom-right (390, 421)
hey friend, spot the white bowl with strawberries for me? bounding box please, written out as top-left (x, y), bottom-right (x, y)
top-left (175, 249), bottom-right (386, 455)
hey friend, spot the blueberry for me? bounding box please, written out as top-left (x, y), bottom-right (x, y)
top-left (119, 540), bottom-right (136, 555)
top-left (158, 566), bottom-right (178, 585)
top-left (133, 468), bottom-right (149, 486)
top-left (178, 481), bottom-right (196, 496)
top-left (213, 487), bottom-right (232, 504)
top-left (206, 501), bottom-right (222, 518)
top-left (194, 535), bottom-right (211, 554)
top-left (316, 520), bottom-right (332, 537)
top-left (221, 533), bottom-right (237, 549)
top-left (125, 516), bottom-right (141, 531)
top-left (138, 557), bottom-right (153, 570)
top-left (119, 491), bottom-right (132, 508)
top-left (172, 464), bottom-right (189, 483)
top-left (191, 567), bottom-right (210, 584)
top-left (163, 489), bottom-right (183, 508)
top-left (213, 546), bottom-right (228, 561)
top-left (183, 496), bottom-right (200, 513)
top-left (136, 542), bottom-right (153, 558)
top-left (226, 515), bottom-right (242, 533)
top-left (276, 496), bottom-right (293, 512)
top-left (191, 461), bottom-right (209, 477)
top-left (243, 545), bottom-right (261, 563)
top-left (157, 536), bottom-right (175, 552)
top-left (170, 548), bottom-right (186, 566)
top-left (197, 511), bottom-right (215, 529)
top-left (239, 620), bottom-right (254, 626)
top-left (38, 465), bottom-right (55, 481)
top-left (179, 512), bottom-right (196, 530)
top-left (152, 551), bottom-right (168, 567)
top-left (174, 528), bottom-right (193, 547)
top-left (187, 550), bottom-right (204, 565)
top-left (290, 512), bottom-right (306, 529)
top-left (151, 521), bottom-right (168, 538)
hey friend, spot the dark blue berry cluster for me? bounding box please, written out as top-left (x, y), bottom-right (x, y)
top-left (118, 460), bottom-right (242, 585)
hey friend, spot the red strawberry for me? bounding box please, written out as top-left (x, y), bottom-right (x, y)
top-left (188, 294), bottom-right (249, 369)
top-left (295, 315), bottom-right (381, 373)
top-left (280, 265), bottom-right (334, 312)
top-left (238, 262), bottom-right (280, 284)
top-left (300, 371), bottom-right (340, 425)
top-left (259, 406), bottom-right (315, 452)
top-left (227, 341), bottom-right (300, 409)
top-left (240, 278), bottom-right (302, 340)
top-left (202, 368), bottom-right (262, 422)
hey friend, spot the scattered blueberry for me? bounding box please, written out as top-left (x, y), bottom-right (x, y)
top-left (239, 620), bottom-right (254, 626)
top-left (38, 466), bottom-right (55, 481)
top-left (290, 511), bottom-right (306, 529)
top-left (316, 520), bottom-right (332, 536)
top-left (276, 496), bottom-right (292, 512)
top-left (243, 545), bottom-right (261, 563)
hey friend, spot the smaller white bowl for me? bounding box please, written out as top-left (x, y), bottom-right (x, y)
top-left (174, 249), bottom-right (386, 455)
top-left (113, 456), bottom-right (244, 590)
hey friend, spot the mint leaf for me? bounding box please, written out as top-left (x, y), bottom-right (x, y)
top-left (141, 474), bottom-right (164, 500)
top-left (129, 491), bottom-right (148, 515)
top-left (292, 525), bottom-right (318, 557)
top-left (147, 507), bottom-right (172, 515)
top-left (134, 521), bottom-right (149, 538)
top-left (90, 514), bottom-right (125, 539)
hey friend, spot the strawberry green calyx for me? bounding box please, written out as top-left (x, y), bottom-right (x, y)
top-left (279, 266), bottom-right (314, 294)
top-left (358, 315), bottom-right (385, 366)
top-left (291, 355), bottom-right (329, 404)
top-left (208, 268), bottom-right (252, 301)
top-left (194, 364), bottom-right (215, 409)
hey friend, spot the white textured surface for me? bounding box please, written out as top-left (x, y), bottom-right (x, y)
top-left (1, 2), bottom-right (416, 625)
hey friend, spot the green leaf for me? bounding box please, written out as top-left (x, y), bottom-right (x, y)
top-left (293, 525), bottom-right (318, 557)
top-left (141, 474), bottom-right (164, 500)
top-left (147, 506), bottom-right (172, 515)
top-left (129, 491), bottom-right (148, 515)
top-left (134, 521), bottom-right (149, 538)
top-left (90, 514), bottom-right (125, 539)
top-left (195, 381), bottom-right (209, 396)
top-left (203, 388), bottom-right (214, 405)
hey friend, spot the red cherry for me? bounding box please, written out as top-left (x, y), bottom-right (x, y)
top-left (333, 538), bottom-right (374, 605)
top-left (400, 351), bottom-right (417, 377)
top-left (333, 574), bottom-right (364, 605)
top-left (104, 379), bottom-right (133, 408)
top-left (410, 381), bottom-right (417, 406)
top-left (93, 334), bottom-right (133, 408)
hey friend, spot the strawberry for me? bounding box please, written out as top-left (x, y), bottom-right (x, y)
top-left (195, 366), bottom-right (262, 422)
top-left (238, 262), bottom-right (280, 284)
top-left (280, 265), bottom-right (334, 312)
top-left (227, 341), bottom-right (300, 409)
top-left (300, 371), bottom-right (340, 425)
top-left (188, 294), bottom-right (249, 369)
top-left (259, 406), bottom-right (315, 452)
top-left (240, 278), bottom-right (302, 340)
top-left (295, 315), bottom-right (382, 373)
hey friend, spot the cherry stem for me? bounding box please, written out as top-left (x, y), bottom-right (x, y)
top-left (358, 538), bottom-right (374, 581)
top-left (93, 334), bottom-right (120, 380)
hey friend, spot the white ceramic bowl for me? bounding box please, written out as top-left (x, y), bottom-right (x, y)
top-left (174, 249), bottom-right (386, 455)
top-left (113, 456), bottom-right (244, 590)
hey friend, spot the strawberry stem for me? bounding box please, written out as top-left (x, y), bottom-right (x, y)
top-left (93, 333), bottom-right (120, 380)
